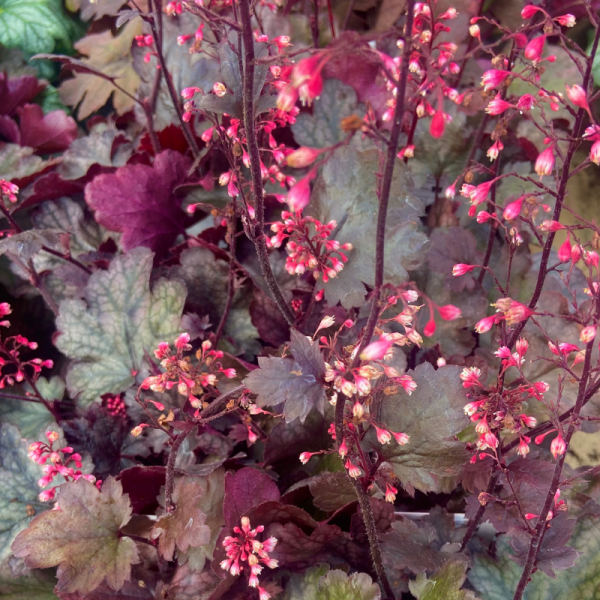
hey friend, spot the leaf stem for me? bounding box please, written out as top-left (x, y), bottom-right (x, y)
top-left (238, 0), bottom-right (297, 327)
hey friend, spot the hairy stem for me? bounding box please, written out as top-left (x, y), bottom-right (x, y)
top-left (239, 0), bottom-right (297, 327)
top-left (214, 209), bottom-right (238, 346)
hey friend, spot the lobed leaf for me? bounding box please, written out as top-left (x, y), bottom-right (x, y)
top-left (244, 329), bottom-right (327, 422)
top-left (12, 477), bottom-right (139, 595)
top-left (366, 363), bottom-right (469, 494)
top-left (55, 247), bottom-right (186, 405)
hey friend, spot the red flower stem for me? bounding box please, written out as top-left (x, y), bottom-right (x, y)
top-left (506, 24), bottom-right (600, 351)
top-left (239, 0), bottom-right (297, 327)
top-left (148, 0), bottom-right (201, 160)
top-left (513, 315), bottom-right (596, 600)
top-left (334, 4), bottom-right (415, 598)
top-left (214, 206), bottom-right (238, 347)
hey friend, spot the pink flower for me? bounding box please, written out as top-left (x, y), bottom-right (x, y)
top-left (550, 433), bottom-right (566, 459)
top-left (385, 483), bottom-right (398, 503)
top-left (276, 85), bottom-right (298, 111)
top-left (338, 438), bottom-right (348, 458)
top-left (557, 237), bottom-right (572, 262)
top-left (475, 315), bottom-right (496, 334)
top-left (438, 304), bottom-right (461, 320)
top-left (539, 220), bottom-right (565, 232)
top-left (175, 332), bottom-right (191, 350)
top-left (374, 426), bottom-right (392, 445)
top-left (520, 414), bottom-right (537, 427)
top-left (487, 140), bottom-right (504, 161)
top-left (481, 70), bottom-right (511, 91)
top-left (566, 84), bottom-right (589, 111)
top-left (181, 87), bottom-right (201, 99)
top-left (485, 95), bottom-right (513, 115)
top-left (516, 337), bottom-right (529, 356)
top-left (525, 35), bottom-right (546, 61)
top-left (495, 346), bottom-right (511, 358)
top-left (460, 366), bottom-right (482, 388)
top-left (287, 175), bottom-right (312, 212)
top-left (521, 5), bottom-right (540, 18)
top-left (470, 180), bottom-right (495, 205)
top-left (430, 110), bottom-right (445, 138)
top-left (503, 196), bottom-right (524, 220)
top-left (580, 325), bottom-right (597, 343)
top-left (392, 431), bottom-right (410, 445)
top-left (517, 436), bottom-right (531, 456)
top-left (452, 263), bottom-right (476, 276)
top-left (345, 459), bottom-right (361, 478)
top-left (299, 452), bottom-right (314, 464)
top-left (477, 210), bottom-right (492, 223)
top-left (555, 14), bottom-right (576, 27)
top-left (535, 145), bottom-right (555, 178)
top-left (517, 94), bottom-right (536, 111)
top-left (286, 147), bottom-right (322, 168)
top-left (398, 375), bottom-right (417, 395)
top-left (590, 140), bottom-right (600, 165)
top-left (360, 339), bottom-right (392, 361)
top-left (423, 319), bottom-right (436, 337)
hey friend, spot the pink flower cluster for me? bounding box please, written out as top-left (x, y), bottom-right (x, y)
top-left (268, 211), bottom-right (352, 282)
top-left (28, 430), bottom-right (96, 502)
top-left (0, 179), bottom-right (18, 203)
top-left (221, 517), bottom-right (278, 600)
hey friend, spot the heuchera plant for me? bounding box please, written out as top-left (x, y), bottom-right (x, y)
top-left (2, 0), bottom-right (600, 599)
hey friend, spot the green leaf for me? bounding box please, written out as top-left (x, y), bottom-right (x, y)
top-left (0, 424), bottom-right (48, 564)
top-left (12, 477), bottom-right (139, 595)
top-left (410, 561), bottom-right (479, 600)
top-left (244, 329), bottom-right (327, 422)
top-left (367, 363), bottom-right (469, 494)
top-left (0, 560), bottom-right (57, 600)
top-left (316, 569), bottom-right (381, 600)
top-left (469, 514), bottom-right (600, 600)
top-left (34, 84), bottom-right (69, 114)
top-left (309, 147), bottom-right (428, 308)
top-left (282, 564), bottom-right (331, 600)
top-left (291, 79), bottom-right (365, 148)
top-left (0, 0), bottom-right (78, 54)
top-left (55, 247), bottom-right (186, 405)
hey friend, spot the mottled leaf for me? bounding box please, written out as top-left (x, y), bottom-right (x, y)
top-left (59, 123), bottom-right (133, 180)
top-left (163, 564), bottom-right (221, 600)
top-left (244, 329), bottom-right (327, 422)
top-left (223, 468), bottom-right (280, 528)
top-left (0, 229), bottom-right (61, 262)
top-left (58, 18), bottom-right (143, 119)
top-left (0, 144), bottom-right (51, 182)
top-left (368, 363), bottom-right (469, 494)
top-left (309, 147), bottom-right (428, 308)
top-left (12, 477), bottom-right (139, 595)
top-left (77, 0), bottom-right (126, 20)
top-left (0, 376), bottom-right (61, 438)
top-left (152, 478), bottom-right (211, 561)
top-left (409, 561), bottom-right (478, 600)
top-left (55, 247), bottom-right (186, 404)
top-left (282, 564), bottom-right (331, 600)
top-left (85, 150), bottom-right (191, 256)
top-left (0, 423), bottom-right (46, 564)
top-left (316, 569), bottom-right (381, 600)
top-left (291, 79), bottom-right (365, 148)
top-left (0, 560), bottom-right (56, 600)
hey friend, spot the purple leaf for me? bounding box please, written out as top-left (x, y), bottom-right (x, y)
top-left (508, 513), bottom-right (581, 577)
top-left (223, 468), bottom-right (280, 528)
top-left (243, 329), bottom-right (327, 422)
top-left (0, 73), bottom-right (45, 116)
top-left (16, 104), bottom-right (78, 154)
top-left (85, 150), bottom-right (191, 256)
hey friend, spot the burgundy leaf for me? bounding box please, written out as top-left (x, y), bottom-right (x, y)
top-left (85, 150), bottom-right (191, 256)
top-left (0, 72), bottom-right (45, 116)
top-left (18, 172), bottom-right (84, 210)
top-left (223, 467), bottom-right (280, 528)
top-left (16, 104), bottom-right (78, 154)
top-left (249, 288), bottom-right (290, 347)
top-left (117, 466), bottom-right (166, 514)
top-left (0, 115), bottom-right (20, 144)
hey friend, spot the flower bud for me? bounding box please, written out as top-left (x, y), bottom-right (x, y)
top-left (286, 147), bottom-right (321, 168)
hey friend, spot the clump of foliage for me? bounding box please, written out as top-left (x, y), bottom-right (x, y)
top-left (2, 1), bottom-right (600, 599)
